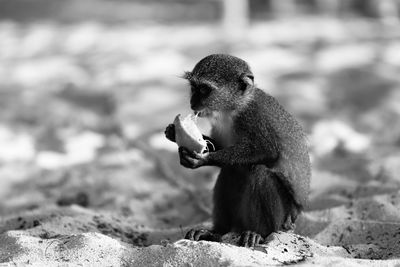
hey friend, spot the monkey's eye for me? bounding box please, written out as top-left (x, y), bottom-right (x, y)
top-left (198, 85), bottom-right (211, 95)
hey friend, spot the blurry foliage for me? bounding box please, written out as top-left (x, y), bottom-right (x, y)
top-left (0, 0), bottom-right (398, 24)
top-left (327, 65), bottom-right (395, 114)
top-left (56, 84), bottom-right (117, 116)
top-left (0, 0), bottom-right (220, 24)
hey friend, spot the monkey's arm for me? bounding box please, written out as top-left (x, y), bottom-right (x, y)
top-left (209, 138), bottom-right (279, 166)
top-left (179, 137), bottom-right (279, 168)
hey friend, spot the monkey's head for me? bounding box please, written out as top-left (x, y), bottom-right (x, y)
top-left (183, 54), bottom-right (254, 117)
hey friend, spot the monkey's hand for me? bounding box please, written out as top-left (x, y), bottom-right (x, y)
top-left (164, 124), bottom-right (176, 142)
top-left (179, 147), bottom-right (209, 169)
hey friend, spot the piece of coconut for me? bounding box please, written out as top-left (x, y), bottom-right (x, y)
top-left (173, 114), bottom-right (207, 154)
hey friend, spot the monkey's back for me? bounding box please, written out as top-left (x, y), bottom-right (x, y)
top-left (234, 88), bottom-right (311, 208)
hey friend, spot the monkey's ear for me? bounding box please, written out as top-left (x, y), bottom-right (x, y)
top-left (239, 73), bottom-right (254, 91)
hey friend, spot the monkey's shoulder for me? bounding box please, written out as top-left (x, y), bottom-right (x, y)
top-left (235, 89), bottom-right (309, 159)
top-left (234, 89), bottom-right (285, 135)
top-left (246, 89), bottom-right (306, 139)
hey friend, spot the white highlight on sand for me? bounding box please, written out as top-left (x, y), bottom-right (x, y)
top-left (148, 132), bottom-right (178, 152)
top-left (0, 125), bottom-right (35, 162)
top-left (36, 131), bottom-right (105, 169)
top-left (311, 120), bottom-right (371, 155)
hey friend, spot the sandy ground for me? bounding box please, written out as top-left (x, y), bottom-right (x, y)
top-left (1, 18), bottom-right (400, 265)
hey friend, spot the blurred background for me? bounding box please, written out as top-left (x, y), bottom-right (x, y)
top-left (1, 0), bottom-right (400, 233)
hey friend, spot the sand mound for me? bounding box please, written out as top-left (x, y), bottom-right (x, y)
top-left (1, 198), bottom-right (400, 266)
top-left (0, 217), bottom-right (354, 266)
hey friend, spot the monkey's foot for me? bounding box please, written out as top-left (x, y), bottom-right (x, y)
top-left (282, 221), bottom-right (296, 231)
top-left (185, 229), bottom-right (221, 242)
top-left (239, 231), bottom-right (264, 247)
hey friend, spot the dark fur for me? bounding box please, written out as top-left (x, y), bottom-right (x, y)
top-left (166, 54), bottom-right (311, 246)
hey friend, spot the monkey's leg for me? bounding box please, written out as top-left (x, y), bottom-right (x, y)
top-left (185, 169), bottom-right (235, 243)
top-left (212, 167), bottom-right (245, 237)
top-left (236, 168), bottom-right (291, 247)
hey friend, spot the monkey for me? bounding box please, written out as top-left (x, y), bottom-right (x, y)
top-left (165, 54), bottom-right (311, 247)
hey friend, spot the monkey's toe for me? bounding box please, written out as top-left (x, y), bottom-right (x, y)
top-left (239, 231), bottom-right (263, 247)
top-left (282, 221), bottom-right (295, 231)
top-left (185, 229), bottom-right (221, 242)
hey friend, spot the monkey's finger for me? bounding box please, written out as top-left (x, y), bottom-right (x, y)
top-left (179, 156), bottom-right (192, 168)
top-left (239, 232), bottom-right (250, 247)
top-left (193, 230), bottom-right (208, 241)
top-left (178, 146), bottom-right (189, 155)
top-left (187, 150), bottom-right (198, 158)
top-left (179, 147), bottom-right (195, 160)
top-left (179, 154), bottom-right (197, 169)
top-left (178, 146), bottom-right (195, 157)
top-left (178, 147), bottom-right (188, 160)
top-left (165, 124), bottom-right (176, 142)
top-left (165, 133), bottom-right (175, 142)
top-left (254, 234), bottom-right (262, 246)
top-left (179, 147), bottom-right (201, 169)
top-left (180, 146), bottom-right (194, 156)
top-left (249, 233), bottom-right (257, 247)
top-left (179, 147), bottom-right (190, 159)
top-left (208, 233), bottom-right (222, 242)
top-left (185, 158), bottom-right (199, 169)
top-left (166, 124), bottom-right (175, 134)
top-left (192, 151), bottom-right (204, 159)
top-left (185, 229), bottom-right (196, 240)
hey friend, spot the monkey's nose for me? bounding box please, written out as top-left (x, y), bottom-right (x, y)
top-left (190, 102), bottom-right (199, 111)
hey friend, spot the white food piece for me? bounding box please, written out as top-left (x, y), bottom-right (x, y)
top-left (173, 114), bottom-right (207, 153)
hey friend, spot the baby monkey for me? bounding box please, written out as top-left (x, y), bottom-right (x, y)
top-left (165, 54), bottom-right (311, 247)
